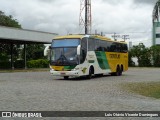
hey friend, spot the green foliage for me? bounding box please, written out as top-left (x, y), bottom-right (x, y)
top-left (0, 44), bottom-right (21, 63)
top-left (0, 53), bottom-right (9, 62)
top-left (0, 10), bottom-right (22, 64)
top-left (21, 44), bottom-right (45, 61)
top-left (0, 60), bottom-right (24, 69)
top-left (14, 60), bottom-right (24, 68)
top-left (0, 61), bottom-right (10, 69)
top-left (0, 11), bottom-right (21, 28)
top-left (27, 59), bottom-right (49, 68)
top-left (128, 51), bottom-right (135, 67)
top-left (150, 45), bottom-right (160, 67)
top-left (129, 43), bottom-right (152, 67)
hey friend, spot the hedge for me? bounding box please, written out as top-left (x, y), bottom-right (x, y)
top-left (14, 60), bottom-right (24, 68)
top-left (27, 59), bottom-right (49, 68)
top-left (0, 61), bottom-right (10, 69)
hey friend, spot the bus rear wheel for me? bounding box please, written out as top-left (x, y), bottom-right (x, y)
top-left (115, 66), bottom-right (122, 76)
top-left (111, 66), bottom-right (122, 76)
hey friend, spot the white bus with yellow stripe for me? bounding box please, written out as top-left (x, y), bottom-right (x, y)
top-left (45, 34), bottom-right (128, 79)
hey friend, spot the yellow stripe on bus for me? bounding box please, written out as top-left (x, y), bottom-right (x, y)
top-left (106, 52), bottom-right (128, 72)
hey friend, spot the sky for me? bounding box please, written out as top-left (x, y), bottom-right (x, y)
top-left (0, 0), bottom-right (158, 46)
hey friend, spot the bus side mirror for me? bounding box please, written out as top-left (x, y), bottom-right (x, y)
top-left (77, 45), bottom-right (81, 56)
top-left (44, 46), bottom-right (50, 56)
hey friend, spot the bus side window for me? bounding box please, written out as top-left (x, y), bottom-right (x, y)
top-left (81, 38), bottom-right (87, 63)
top-left (110, 43), bottom-right (117, 52)
top-left (88, 38), bottom-right (95, 51)
top-left (116, 43), bottom-right (121, 52)
top-left (95, 39), bottom-right (99, 51)
top-left (122, 44), bottom-right (128, 53)
top-left (107, 41), bottom-right (112, 52)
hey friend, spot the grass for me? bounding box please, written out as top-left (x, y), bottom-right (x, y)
top-left (122, 82), bottom-right (160, 99)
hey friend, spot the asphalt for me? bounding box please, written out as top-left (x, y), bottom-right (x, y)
top-left (0, 68), bottom-right (160, 120)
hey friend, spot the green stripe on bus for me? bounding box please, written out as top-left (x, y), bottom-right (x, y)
top-left (95, 51), bottom-right (110, 70)
top-left (64, 66), bottom-right (76, 70)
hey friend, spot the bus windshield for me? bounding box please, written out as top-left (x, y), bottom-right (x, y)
top-left (51, 39), bottom-right (80, 47)
top-left (50, 39), bottom-right (80, 66)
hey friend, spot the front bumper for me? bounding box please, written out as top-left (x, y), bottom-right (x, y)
top-left (50, 70), bottom-right (80, 77)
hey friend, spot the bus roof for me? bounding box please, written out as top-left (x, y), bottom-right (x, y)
top-left (54, 35), bottom-right (84, 39)
top-left (54, 34), bottom-right (127, 44)
top-left (91, 35), bottom-right (127, 44)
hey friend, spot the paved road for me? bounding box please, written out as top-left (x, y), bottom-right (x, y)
top-left (0, 68), bottom-right (160, 120)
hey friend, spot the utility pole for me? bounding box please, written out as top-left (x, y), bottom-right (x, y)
top-left (79, 0), bottom-right (92, 34)
top-left (122, 35), bottom-right (129, 41)
top-left (112, 33), bottom-right (120, 41)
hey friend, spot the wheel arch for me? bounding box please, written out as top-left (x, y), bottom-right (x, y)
top-left (89, 65), bottom-right (94, 74)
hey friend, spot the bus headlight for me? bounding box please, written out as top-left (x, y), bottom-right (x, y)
top-left (49, 66), bottom-right (54, 71)
top-left (72, 68), bottom-right (79, 71)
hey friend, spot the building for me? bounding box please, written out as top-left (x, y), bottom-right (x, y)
top-left (0, 25), bottom-right (58, 69)
top-left (153, 22), bottom-right (160, 45)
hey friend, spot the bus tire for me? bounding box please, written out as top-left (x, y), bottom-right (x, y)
top-left (87, 68), bottom-right (92, 79)
top-left (64, 76), bottom-right (69, 80)
top-left (111, 66), bottom-right (122, 76)
top-left (121, 65), bottom-right (123, 75)
top-left (115, 66), bottom-right (122, 76)
top-left (87, 66), bottom-right (94, 79)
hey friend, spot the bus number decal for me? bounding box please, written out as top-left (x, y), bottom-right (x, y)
top-left (109, 54), bottom-right (120, 59)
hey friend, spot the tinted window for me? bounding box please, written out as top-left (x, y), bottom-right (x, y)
top-left (87, 37), bottom-right (128, 53)
top-left (156, 34), bottom-right (160, 38)
top-left (80, 38), bottom-right (87, 63)
top-left (88, 38), bottom-right (95, 51)
top-left (110, 42), bottom-right (117, 52)
top-left (121, 44), bottom-right (128, 53)
top-left (95, 39), bottom-right (99, 51)
top-left (52, 39), bottom-right (80, 47)
top-left (81, 38), bottom-right (87, 51)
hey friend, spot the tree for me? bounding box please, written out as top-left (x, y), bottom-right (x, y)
top-left (0, 11), bottom-right (21, 28)
top-left (128, 50), bottom-right (135, 67)
top-left (150, 45), bottom-right (160, 67)
top-left (0, 11), bottom-right (22, 68)
top-left (130, 43), bottom-right (152, 67)
top-left (21, 44), bottom-right (46, 61)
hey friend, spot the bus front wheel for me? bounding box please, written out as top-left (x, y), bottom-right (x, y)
top-left (87, 68), bottom-right (92, 79)
top-left (87, 67), bottom-right (94, 79)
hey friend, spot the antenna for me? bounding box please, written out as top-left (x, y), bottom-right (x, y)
top-left (79, 0), bottom-right (92, 34)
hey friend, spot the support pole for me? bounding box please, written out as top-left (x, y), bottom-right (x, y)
top-left (24, 43), bottom-right (27, 69)
top-left (11, 43), bottom-right (14, 70)
top-left (85, 0), bottom-right (88, 34)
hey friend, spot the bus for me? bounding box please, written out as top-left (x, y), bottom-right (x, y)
top-left (44, 34), bottom-right (128, 79)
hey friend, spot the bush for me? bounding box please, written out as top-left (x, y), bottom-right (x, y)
top-left (0, 61), bottom-right (10, 69)
top-left (27, 59), bottom-right (49, 68)
top-left (14, 60), bottom-right (24, 68)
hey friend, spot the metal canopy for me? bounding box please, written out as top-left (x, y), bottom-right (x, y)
top-left (0, 25), bottom-right (57, 43)
top-left (0, 25), bottom-right (58, 69)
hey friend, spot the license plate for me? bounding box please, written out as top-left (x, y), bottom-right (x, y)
top-left (61, 72), bottom-right (66, 75)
